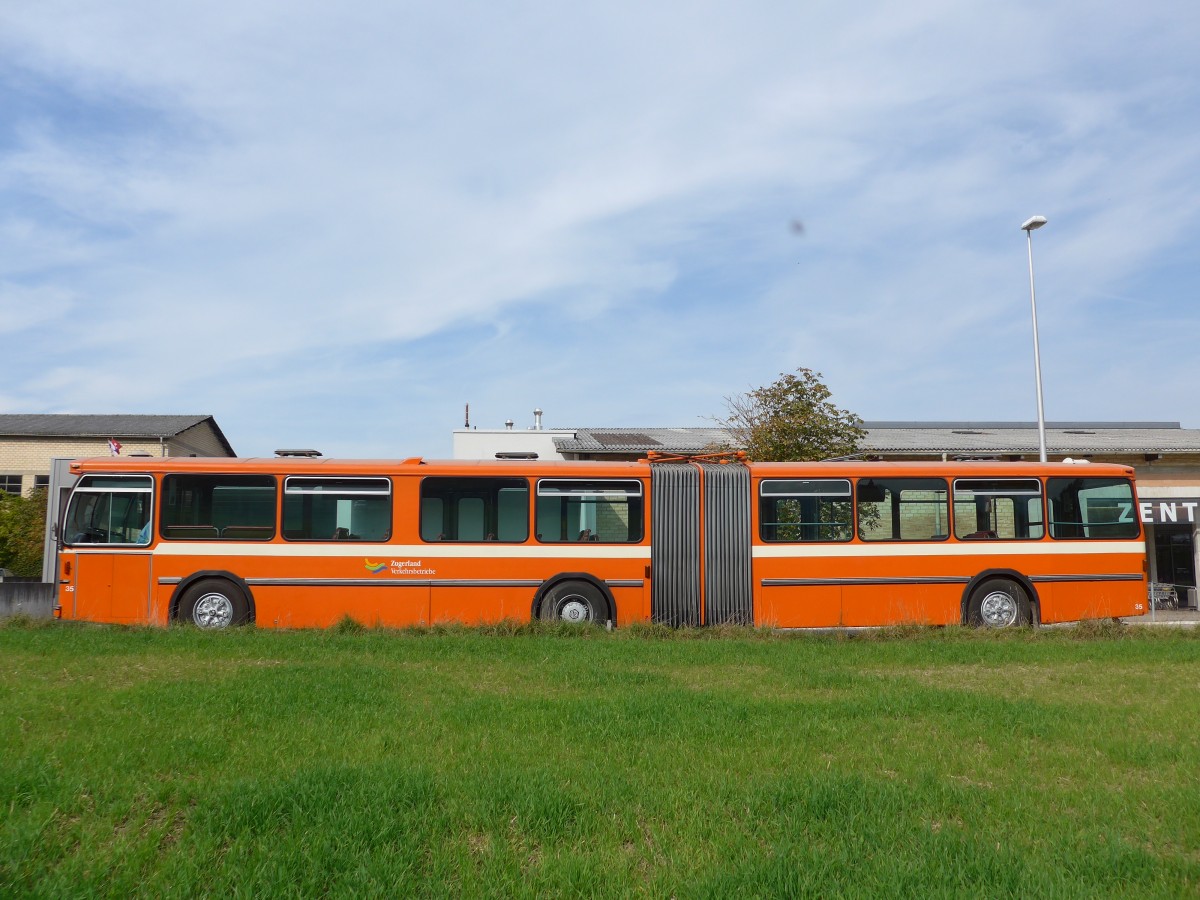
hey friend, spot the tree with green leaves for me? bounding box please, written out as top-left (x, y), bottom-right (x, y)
top-left (718, 368), bottom-right (864, 461)
top-left (0, 488), bottom-right (47, 577)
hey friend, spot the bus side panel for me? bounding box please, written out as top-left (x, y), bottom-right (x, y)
top-left (841, 581), bottom-right (959, 627)
top-left (1032, 571), bottom-right (1142, 628)
top-left (757, 584), bottom-right (841, 627)
top-left (431, 585), bottom-right (531, 625)
top-left (254, 584), bottom-right (432, 629)
top-left (609, 583), bottom-right (649, 627)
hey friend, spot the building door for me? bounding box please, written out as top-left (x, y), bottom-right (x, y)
top-left (1153, 524), bottom-right (1196, 591)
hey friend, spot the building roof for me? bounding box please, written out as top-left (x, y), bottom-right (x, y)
top-left (0, 414), bottom-right (236, 455)
top-left (557, 422), bottom-right (1200, 457)
top-left (555, 427), bottom-right (733, 454)
top-left (861, 422), bottom-right (1200, 454)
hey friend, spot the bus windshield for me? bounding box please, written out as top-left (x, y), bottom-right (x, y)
top-left (64, 475), bottom-right (153, 546)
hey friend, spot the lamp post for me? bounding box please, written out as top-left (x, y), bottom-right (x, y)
top-left (1021, 215), bottom-right (1048, 463)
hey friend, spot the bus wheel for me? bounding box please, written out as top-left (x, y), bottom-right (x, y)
top-left (178, 579), bottom-right (249, 629)
top-left (539, 580), bottom-right (606, 624)
top-left (967, 578), bottom-right (1030, 628)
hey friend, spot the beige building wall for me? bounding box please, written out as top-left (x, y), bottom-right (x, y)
top-left (0, 424), bottom-right (234, 497)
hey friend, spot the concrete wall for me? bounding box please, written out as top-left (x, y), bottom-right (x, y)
top-left (0, 582), bottom-right (54, 618)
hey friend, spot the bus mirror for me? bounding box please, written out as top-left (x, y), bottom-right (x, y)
top-left (858, 481), bottom-right (886, 503)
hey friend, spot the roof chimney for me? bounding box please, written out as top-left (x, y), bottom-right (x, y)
top-left (533, 408), bottom-right (543, 431)
top-left (505, 419), bottom-right (514, 431)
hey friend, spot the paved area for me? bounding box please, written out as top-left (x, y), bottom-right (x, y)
top-left (1121, 607), bottom-right (1200, 626)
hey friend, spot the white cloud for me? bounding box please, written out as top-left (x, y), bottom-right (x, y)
top-left (1, 1), bottom-right (1199, 453)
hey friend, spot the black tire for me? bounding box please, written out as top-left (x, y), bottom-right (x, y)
top-left (538, 580), bottom-right (607, 625)
top-left (967, 578), bottom-right (1031, 628)
top-left (177, 578), bottom-right (250, 629)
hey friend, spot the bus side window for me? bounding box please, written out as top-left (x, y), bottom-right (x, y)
top-left (419, 477), bottom-right (529, 542)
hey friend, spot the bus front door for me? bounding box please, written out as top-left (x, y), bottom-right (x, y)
top-left (72, 551), bottom-right (153, 625)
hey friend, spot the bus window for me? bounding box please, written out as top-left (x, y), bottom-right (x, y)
top-left (420, 477), bottom-right (529, 542)
top-left (283, 477), bottom-right (391, 541)
top-left (161, 474), bottom-right (276, 541)
top-left (952, 478), bottom-right (1044, 540)
top-left (1047, 477), bottom-right (1139, 539)
top-left (63, 475), bottom-right (153, 546)
top-left (535, 479), bottom-right (644, 543)
top-left (858, 478), bottom-right (949, 542)
top-left (759, 479), bottom-right (852, 542)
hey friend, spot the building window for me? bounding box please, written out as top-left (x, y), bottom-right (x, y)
top-left (0, 475), bottom-right (21, 495)
top-left (34, 475), bottom-right (50, 491)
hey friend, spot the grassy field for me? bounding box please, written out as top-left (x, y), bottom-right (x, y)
top-left (2, 618), bottom-right (1200, 898)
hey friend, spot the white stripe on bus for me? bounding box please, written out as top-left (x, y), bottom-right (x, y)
top-left (146, 542), bottom-right (653, 559)
top-left (752, 541), bottom-right (1144, 559)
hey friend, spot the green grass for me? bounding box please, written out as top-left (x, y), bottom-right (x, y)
top-left (2, 618), bottom-right (1200, 897)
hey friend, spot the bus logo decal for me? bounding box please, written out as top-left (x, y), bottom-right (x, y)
top-left (364, 559), bottom-right (388, 574)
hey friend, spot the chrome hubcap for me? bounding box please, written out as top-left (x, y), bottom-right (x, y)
top-left (559, 599), bottom-right (589, 622)
top-left (194, 592), bottom-right (234, 629)
top-left (980, 590), bottom-right (1018, 627)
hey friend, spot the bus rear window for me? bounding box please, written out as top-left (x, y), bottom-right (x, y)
top-left (161, 474), bottom-right (276, 541)
top-left (1047, 477), bottom-right (1139, 539)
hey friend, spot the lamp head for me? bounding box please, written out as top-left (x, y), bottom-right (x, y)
top-left (1021, 215), bottom-right (1048, 232)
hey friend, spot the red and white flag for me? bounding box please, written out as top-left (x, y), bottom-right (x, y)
top-left (108, 438), bottom-right (122, 456)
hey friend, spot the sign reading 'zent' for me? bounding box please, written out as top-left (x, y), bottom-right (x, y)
top-left (1140, 499), bottom-right (1200, 525)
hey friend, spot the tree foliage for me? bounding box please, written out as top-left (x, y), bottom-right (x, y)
top-left (719, 368), bottom-right (864, 462)
top-left (0, 488), bottom-right (47, 577)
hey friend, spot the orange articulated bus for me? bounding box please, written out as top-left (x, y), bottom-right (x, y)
top-left (53, 455), bottom-right (1147, 630)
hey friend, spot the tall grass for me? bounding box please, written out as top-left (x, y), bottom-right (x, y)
top-left (2, 619), bottom-right (1198, 897)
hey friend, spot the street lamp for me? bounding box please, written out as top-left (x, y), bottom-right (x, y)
top-left (1021, 215), bottom-right (1048, 463)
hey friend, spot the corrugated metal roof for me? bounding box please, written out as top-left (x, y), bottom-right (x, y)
top-left (556, 427), bottom-right (732, 453)
top-left (556, 422), bottom-right (1200, 455)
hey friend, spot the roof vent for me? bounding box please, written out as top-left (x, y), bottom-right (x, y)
top-left (1063, 430), bottom-right (1095, 435)
top-left (275, 449), bottom-right (322, 458)
top-left (496, 452), bottom-right (539, 460)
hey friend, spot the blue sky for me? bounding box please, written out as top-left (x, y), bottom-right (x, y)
top-left (2, 2), bottom-right (1198, 458)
